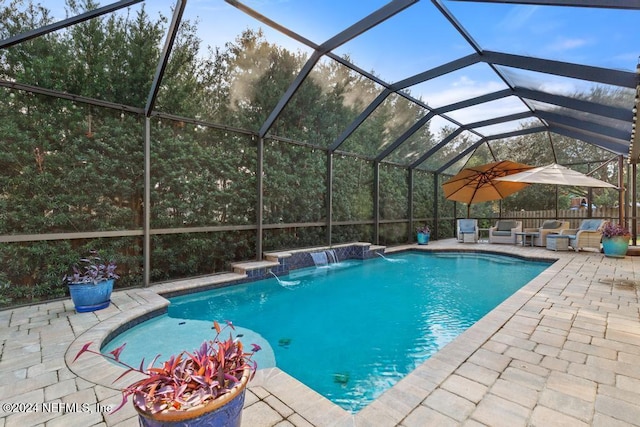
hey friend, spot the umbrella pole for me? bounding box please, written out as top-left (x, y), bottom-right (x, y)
top-left (467, 204), bottom-right (470, 218)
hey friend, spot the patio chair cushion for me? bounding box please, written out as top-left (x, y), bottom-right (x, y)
top-left (459, 219), bottom-right (476, 232)
top-left (541, 220), bottom-right (563, 229)
top-left (492, 231), bottom-right (512, 236)
top-left (580, 219), bottom-right (602, 231)
top-left (497, 220), bottom-right (517, 231)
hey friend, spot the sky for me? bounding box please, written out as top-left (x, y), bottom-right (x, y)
top-left (30, 1), bottom-right (640, 136)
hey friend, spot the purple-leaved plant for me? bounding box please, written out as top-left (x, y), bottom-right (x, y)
top-left (64, 250), bottom-right (119, 285)
top-left (601, 222), bottom-right (630, 238)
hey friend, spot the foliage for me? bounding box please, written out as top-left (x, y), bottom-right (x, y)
top-left (416, 225), bottom-right (431, 234)
top-left (64, 250), bottom-right (119, 285)
top-left (73, 320), bottom-right (260, 414)
top-left (601, 222), bottom-right (631, 238)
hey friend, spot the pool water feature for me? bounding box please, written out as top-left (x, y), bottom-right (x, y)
top-left (103, 251), bottom-right (550, 412)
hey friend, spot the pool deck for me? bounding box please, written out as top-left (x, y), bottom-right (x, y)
top-left (1, 239), bottom-right (640, 426)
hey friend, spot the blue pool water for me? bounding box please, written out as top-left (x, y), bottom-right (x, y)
top-left (103, 251), bottom-right (550, 412)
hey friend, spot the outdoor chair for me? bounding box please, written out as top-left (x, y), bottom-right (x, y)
top-left (456, 219), bottom-right (478, 243)
top-left (489, 220), bottom-right (522, 244)
top-left (560, 219), bottom-right (605, 252)
top-left (524, 220), bottom-right (570, 247)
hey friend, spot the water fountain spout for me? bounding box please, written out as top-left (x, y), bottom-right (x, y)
top-left (310, 251), bottom-right (329, 266)
top-left (269, 270), bottom-right (300, 287)
top-left (375, 252), bottom-right (406, 263)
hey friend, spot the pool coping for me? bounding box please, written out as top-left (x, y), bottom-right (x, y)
top-left (64, 242), bottom-right (567, 425)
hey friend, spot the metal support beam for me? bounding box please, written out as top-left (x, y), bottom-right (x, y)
top-left (537, 110), bottom-right (630, 142)
top-left (464, 111), bottom-right (533, 129)
top-left (145, 0), bottom-right (186, 116)
top-left (514, 87), bottom-right (633, 122)
top-left (482, 51), bottom-right (638, 89)
top-left (408, 169), bottom-right (414, 242)
top-left (619, 155), bottom-right (625, 224)
top-left (376, 112), bottom-right (435, 162)
top-left (326, 151), bottom-right (333, 246)
top-left (547, 125), bottom-right (629, 155)
top-left (437, 89), bottom-right (512, 114)
top-left (432, 0), bottom-right (483, 54)
top-left (485, 126), bottom-right (548, 141)
top-left (0, 80), bottom-right (144, 114)
top-left (330, 89), bottom-right (392, 151)
top-left (448, 0), bottom-right (640, 10)
top-left (321, 0), bottom-right (418, 53)
top-left (433, 173), bottom-right (440, 238)
top-left (143, 118), bottom-right (151, 287)
top-left (0, 0), bottom-right (144, 49)
top-left (259, 52), bottom-right (321, 137)
top-left (257, 0), bottom-right (417, 138)
top-left (374, 162), bottom-right (380, 245)
top-left (410, 128), bottom-right (465, 169)
top-left (391, 54), bottom-right (481, 90)
top-left (256, 137), bottom-right (264, 260)
top-left (633, 162), bottom-right (637, 245)
top-left (224, 0), bottom-right (317, 48)
top-left (436, 139), bottom-right (485, 173)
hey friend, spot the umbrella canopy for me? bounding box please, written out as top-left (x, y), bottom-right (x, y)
top-left (443, 160), bottom-right (535, 216)
top-left (493, 163), bottom-right (617, 188)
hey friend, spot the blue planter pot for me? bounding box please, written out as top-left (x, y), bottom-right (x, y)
top-left (68, 279), bottom-right (114, 312)
top-left (602, 236), bottom-right (629, 258)
top-left (136, 370), bottom-right (249, 427)
top-left (417, 233), bottom-right (430, 245)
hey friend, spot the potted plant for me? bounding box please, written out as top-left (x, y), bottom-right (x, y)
top-left (601, 222), bottom-right (631, 258)
top-left (74, 320), bottom-right (260, 427)
top-left (64, 250), bottom-right (119, 312)
top-left (416, 225), bottom-right (431, 245)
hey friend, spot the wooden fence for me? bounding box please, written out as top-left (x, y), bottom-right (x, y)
top-left (498, 208), bottom-right (619, 230)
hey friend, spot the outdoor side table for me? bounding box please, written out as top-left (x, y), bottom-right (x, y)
top-left (515, 231), bottom-right (539, 247)
top-left (546, 234), bottom-right (570, 251)
top-left (478, 228), bottom-right (489, 243)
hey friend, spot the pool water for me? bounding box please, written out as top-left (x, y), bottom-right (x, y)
top-left (103, 251), bottom-right (550, 412)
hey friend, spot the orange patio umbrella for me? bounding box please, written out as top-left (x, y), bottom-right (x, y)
top-left (443, 160), bottom-right (535, 217)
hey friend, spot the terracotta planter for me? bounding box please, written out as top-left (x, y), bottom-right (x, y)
top-left (68, 279), bottom-right (114, 312)
top-left (135, 367), bottom-right (250, 427)
top-left (602, 236), bottom-right (629, 258)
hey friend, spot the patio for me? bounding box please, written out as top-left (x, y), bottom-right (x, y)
top-left (1, 239), bottom-right (639, 427)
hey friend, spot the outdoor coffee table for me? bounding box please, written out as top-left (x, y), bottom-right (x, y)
top-left (546, 234), bottom-right (571, 251)
top-left (515, 231), bottom-right (539, 247)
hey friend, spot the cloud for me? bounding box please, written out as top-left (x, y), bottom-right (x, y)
top-left (498, 6), bottom-right (540, 32)
top-left (547, 37), bottom-right (589, 52)
top-left (419, 77), bottom-right (532, 135)
top-left (424, 77), bottom-right (506, 108)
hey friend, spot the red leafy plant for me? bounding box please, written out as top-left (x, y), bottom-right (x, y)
top-left (74, 320), bottom-right (260, 414)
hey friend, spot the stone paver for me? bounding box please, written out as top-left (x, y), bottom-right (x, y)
top-left (0, 240), bottom-right (639, 426)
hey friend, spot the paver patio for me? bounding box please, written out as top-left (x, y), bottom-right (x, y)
top-left (1, 239), bottom-right (639, 426)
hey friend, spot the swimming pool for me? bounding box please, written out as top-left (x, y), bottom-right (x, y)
top-left (103, 251), bottom-right (551, 412)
